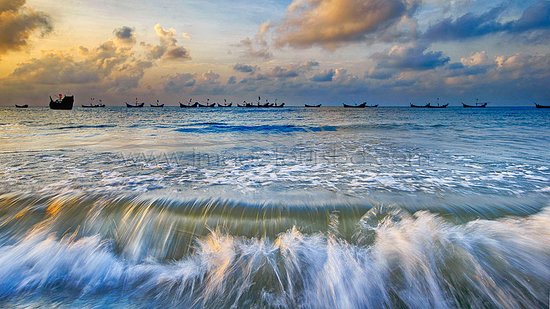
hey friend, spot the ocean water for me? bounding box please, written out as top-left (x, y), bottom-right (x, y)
top-left (0, 106), bottom-right (549, 308)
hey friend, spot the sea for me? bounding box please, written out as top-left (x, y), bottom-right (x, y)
top-left (0, 106), bottom-right (548, 308)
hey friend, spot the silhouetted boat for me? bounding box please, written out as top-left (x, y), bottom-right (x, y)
top-left (15, 104), bottom-right (28, 108)
top-left (218, 99), bottom-right (232, 107)
top-left (82, 98), bottom-right (105, 108)
top-left (410, 103), bottom-right (430, 108)
top-left (463, 99), bottom-right (487, 108)
top-left (343, 102), bottom-right (367, 108)
top-left (150, 99), bottom-right (164, 107)
top-left (305, 104), bottom-right (321, 107)
top-left (50, 94), bottom-right (74, 110)
top-left (411, 98), bottom-right (448, 108)
top-left (463, 103), bottom-right (487, 108)
top-left (256, 97), bottom-right (272, 107)
top-left (535, 103), bottom-right (550, 108)
top-left (126, 98), bottom-right (144, 108)
top-left (271, 99), bottom-right (285, 108)
top-left (198, 99), bottom-right (216, 107)
top-left (239, 98), bottom-right (262, 107)
top-left (366, 104), bottom-right (378, 108)
top-left (180, 99), bottom-right (198, 108)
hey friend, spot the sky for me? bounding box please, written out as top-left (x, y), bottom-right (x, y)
top-left (1, 0), bottom-right (550, 106)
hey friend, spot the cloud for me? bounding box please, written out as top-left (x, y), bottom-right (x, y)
top-left (269, 66), bottom-right (299, 78)
top-left (233, 63), bottom-right (257, 73)
top-left (165, 73), bottom-right (196, 93)
top-left (8, 41), bottom-right (152, 92)
top-left (311, 69), bottom-right (335, 82)
top-left (143, 24), bottom-right (191, 61)
top-left (164, 71), bottom-right (225, 95)
top-left (445, 52), bottom-right (491, 78)
top-left (266, 61), bottom-right (319, 79)
top-left (0, 0), bottom-right (25, 12)
top-left (423, 1), bottom-right (550, 41)
top-left (113, 26), bottom-right (136, 45)
top-left (0, 0), bottom-right (52, 54)
top-left (509, 1), bottom-right (550, 33)
top-left (461, 51), bottom-right (489, 67)
top-left (237, 22), bottom-right (273, 60)
top-left (441, 53), bottom-right (550, 100)
top-left (372, 43), bottom-right (450, 71)
top-left (9, 52), bottom-right (100, 85)
top-left (1, 27), bottom-right (154, 101)
top-left (275, 0), bottom-right (419, 49)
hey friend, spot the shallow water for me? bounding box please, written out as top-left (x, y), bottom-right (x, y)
top-left (0, 106), bottom-right (549, 307)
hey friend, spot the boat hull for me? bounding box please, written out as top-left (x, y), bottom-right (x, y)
top-left (535, 104), bottom-right (550, 108)
top-left (463, 103), bottom-right (487, 108)
top-left (180, 102), bottom-right (198, 108)
top-left (427, 104), bottom-right (449, 109)
top-left (50, 96), bottom-right (74, 110)
top-left (411, 103), bottom-right (448, 108)
top-left (343, 103), bottom-right (367, 108)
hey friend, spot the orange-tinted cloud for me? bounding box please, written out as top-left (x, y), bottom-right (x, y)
top-left (0, 0), bottom-right (52, 54)
top-left (275, 0), bottom-right (418, 49)
top-left (1, 28), bottom-right (154, 103)
top-left (142, 24), bottom-right (191, 61)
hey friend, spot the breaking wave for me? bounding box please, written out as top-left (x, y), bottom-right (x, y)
top-left (0, 192), bottom-right (549, 307)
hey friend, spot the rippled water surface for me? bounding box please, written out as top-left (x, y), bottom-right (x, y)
top-left (0, 106), bottom-right (549, 308)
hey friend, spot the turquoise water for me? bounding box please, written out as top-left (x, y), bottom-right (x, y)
top-left (0, 106), bottom-right (549, 307)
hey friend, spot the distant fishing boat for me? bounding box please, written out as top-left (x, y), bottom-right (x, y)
top-left (82, 98), bottom-right (105, 108)
top-left (150, 99), bottom-right (164, 107)
top-left (15, 104), bottom-right (28, 108)
top-left (238, 98), bottom-right (261, 107)
top-left (305, 104), bottom-right (321, 107)
top-left (50, 94), bottom-right (74, 110)
top-left (535, 103), bottom-right (550, 108)
top-left (343, 102), bottom-right (367, 108)
top-left (180, 99), bottom-right (198, 108)
top-left (463, 99), bottom-right (487, 108)
top-left (428, 103), bottom-right (449, 108)
top-left (412, 98), bottom-right (448, 108)
top-left (410, 103), bottom-right (430, 108)
top-left (218, 99), bottom-right (232, 107)
top-left (257, 97), bottom-right (271, 107)
top-left (272, 99), bottom-right (285, 108)
top-left (126, 98), bottom-right (144, 108)
top-left (365, 103), bottom-right (378, 108)
top-left (198, 99), bottom-right (215, 107)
